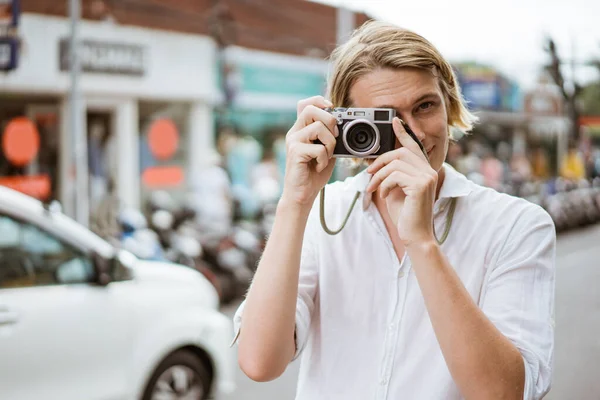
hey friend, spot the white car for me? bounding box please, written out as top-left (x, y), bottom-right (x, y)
top-left (0, 187), bottom-right (236, 400)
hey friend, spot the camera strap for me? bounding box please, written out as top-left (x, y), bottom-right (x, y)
top-left (319, 186), bottom-right (457, 245)
top-left (319, 187), bottom-right (361, 235)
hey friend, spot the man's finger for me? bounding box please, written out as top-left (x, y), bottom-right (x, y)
top-left (294, 105), bottom-right (338, 136)
top-left (380, 171), bottom-right (411, 198)
top-left (290, 142), bottom-right (329, 171)
top-left (392, 118), bottom-right (426, 160)
top-left (300, 121), bottom-right (336, 158)
top-left (367, 147), bottom-right (422, 175)
top-left (366, 159), bottom-right (419, 193)
top-left (297, 96), bottom-right (333, 117)
top-left (294, 121), bottom-right (336, 156)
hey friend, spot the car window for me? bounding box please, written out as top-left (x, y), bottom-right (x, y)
top-left (0, 215), bottom-right (95, 289)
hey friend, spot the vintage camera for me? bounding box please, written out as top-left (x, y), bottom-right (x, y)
top-left (328, 107), bottom-right (396, 158)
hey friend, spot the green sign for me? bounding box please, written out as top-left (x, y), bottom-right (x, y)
top-left (240, 65), bottom-right (326, 96)
top-left (221, 109), bottom-right (296, 136)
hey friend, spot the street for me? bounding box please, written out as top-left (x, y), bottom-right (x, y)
top-left (222, 223), bottom-right (600, 400)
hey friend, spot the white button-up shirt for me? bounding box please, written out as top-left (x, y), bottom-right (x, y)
top-left (233, 163), bottom-right (555, 400)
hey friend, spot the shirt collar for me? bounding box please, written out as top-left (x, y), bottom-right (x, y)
top-left (351, 163), bottom-right (473, 210)
top-left (437, 163), bottom-right (474, 200)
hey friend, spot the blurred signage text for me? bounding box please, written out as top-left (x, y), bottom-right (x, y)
top-left (454, 63), bottom-right (521, 112)
top-left (0, 37), bottom-right (17, 70)
top-left (59, 39), bottom-right (146, 76)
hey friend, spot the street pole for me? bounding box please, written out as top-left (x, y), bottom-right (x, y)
top-left (336, 6), bottom-right (354, 46)
top-left (334, 6), bottom-right (354, 180)
top-left (69, 0), bottom-right (89, 226)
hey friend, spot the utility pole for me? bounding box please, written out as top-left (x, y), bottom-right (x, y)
top-left (336, 6), bottom-right (354, 46)
top-left (334, 6), bottom-right (355, 181)
top-left (69, 0), bottom-right (89, 226)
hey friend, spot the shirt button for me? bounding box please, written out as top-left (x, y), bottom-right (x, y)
top-left (380, 378), bottom-right (388, 385)
top-left (398, 271), bottom-right (405, 278)
top-left (388, 323), bottom-right (395, 330)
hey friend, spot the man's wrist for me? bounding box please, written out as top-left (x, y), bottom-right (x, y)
top-left (405, 238), bottom-right (440, 258)
top-left (277, 196), bottom-right (313, 220)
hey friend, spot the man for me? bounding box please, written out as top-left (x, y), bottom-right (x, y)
top-left (233, 21), bottom-right (555, 400)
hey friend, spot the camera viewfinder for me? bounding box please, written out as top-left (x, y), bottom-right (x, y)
top-left (374, 110), bottom-right (389, 121)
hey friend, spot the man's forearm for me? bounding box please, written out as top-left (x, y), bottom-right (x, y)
top-left (238, 200), bottom-right (311, 381)
top-left (407, 241), bottom-right (525, 400)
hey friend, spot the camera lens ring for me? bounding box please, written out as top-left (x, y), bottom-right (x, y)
top-left (342, 119), bottom-right (381, 157)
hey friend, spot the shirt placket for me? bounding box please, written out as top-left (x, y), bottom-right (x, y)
top-left (366, 206), bottom-right (410, 400)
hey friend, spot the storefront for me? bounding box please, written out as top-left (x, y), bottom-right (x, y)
top-left (0, 14), bottom-right (220, 223)
top-left (465, 74), bottom-right (570, 175)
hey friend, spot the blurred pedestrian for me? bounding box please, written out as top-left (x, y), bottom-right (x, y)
top-left (251, 147), bottom-right (281, 207)
top-left (510, 150), bottom-right (532, 196)
top-left (455, 139), bottom-right (481, 177)
top-left (560, 143), bottom-right (586, 181)
top-left (531, 147), bottom-right (550, 180)
top-left (480, 146), bottom-right (504, 190)
top-left (90, 178), bottom-right (120, 241)
top-left (190, 149), bottom-right (233, 237)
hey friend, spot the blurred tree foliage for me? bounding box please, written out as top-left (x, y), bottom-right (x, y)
top-left (581, 82), bottom-right (600, 116)
top-left (580, 56), bottom-right (600, 116)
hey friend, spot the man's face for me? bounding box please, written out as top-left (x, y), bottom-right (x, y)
top-left (349, 67), bottom-right (450, 172)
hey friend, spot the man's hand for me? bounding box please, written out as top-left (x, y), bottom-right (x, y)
top-left (365, 117), bottom-right (438, 247)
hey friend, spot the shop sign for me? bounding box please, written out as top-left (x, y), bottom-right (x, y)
top-left (59, 38), bottom-right (146, 76)
top-left (141, 118), bottom-right (184, 188)
top-left (454, 63), bottom-right (520, 112)
top-left (240, 65), bottom-right (325, 96)
top-left (2, 117), bottom-right (39, 166)
top-left (461, 80), bottom-right (501, 110)
top-left (223, 62), bottom-right (326, 99)
top-left (0, 174), bottom-right (51, 200)
top-left (142, 166), bottom-right (184, 188)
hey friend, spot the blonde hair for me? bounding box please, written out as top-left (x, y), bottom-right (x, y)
top-left (328, 20), bottom-right (477, 135)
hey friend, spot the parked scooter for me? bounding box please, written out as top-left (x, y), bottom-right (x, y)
top-left (117, 208), bottom-right (165, 261)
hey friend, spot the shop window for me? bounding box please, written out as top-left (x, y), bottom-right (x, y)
top-left (0, 97), bottom-right (60, 201)
top-left (138, 101), bottom-right (190, 208)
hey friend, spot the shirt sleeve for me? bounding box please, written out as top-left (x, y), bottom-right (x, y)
top-left (480, 204), bottom-right (556, 400)
top-left (231, 199), bottom-right (321, 362)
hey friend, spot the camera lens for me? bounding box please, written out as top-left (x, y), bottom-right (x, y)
top-left (342, 119), bottom-right (381, 157)
top-left (345, 122), bottom-right (378, 154)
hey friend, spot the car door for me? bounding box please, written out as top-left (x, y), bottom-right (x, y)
top-left (0, 213), bottom-right (133, 400)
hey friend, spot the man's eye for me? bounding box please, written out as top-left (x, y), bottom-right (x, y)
top-left (418, 101), bottom-right (434, 111)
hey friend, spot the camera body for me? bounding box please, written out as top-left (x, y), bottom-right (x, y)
top-left (328, 107), bottom-right (396, 158)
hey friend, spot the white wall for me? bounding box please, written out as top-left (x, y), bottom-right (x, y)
top-left (0, 14), bottom-right (220, 103)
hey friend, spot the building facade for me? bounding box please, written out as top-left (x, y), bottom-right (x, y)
top-left (0, 0), bottom-right (371, 221)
